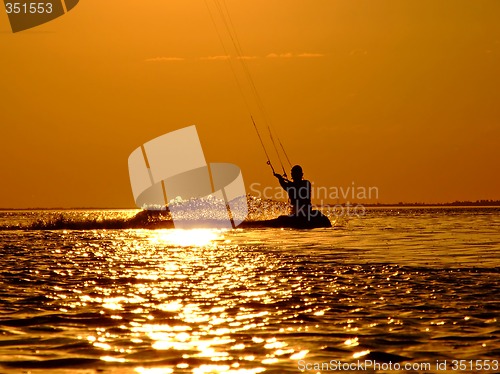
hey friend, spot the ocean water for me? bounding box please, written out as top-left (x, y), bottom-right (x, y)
top-left (0, 207), bottom-right (499, 374)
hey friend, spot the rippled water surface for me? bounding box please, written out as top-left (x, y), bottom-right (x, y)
top-left (0, 208), bottom-right (499, 373)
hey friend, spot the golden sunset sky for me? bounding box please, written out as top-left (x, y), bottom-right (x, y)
top-left (1, 0), bottom-right (499, 208)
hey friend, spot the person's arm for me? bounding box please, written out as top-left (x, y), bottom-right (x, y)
top-left (274, 173), bottom-right (290, 190)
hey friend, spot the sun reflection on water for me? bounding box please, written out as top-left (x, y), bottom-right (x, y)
top-left (54, 229), bottom-right (317, 373)
top-left (150, 229), bottom-right (223, 247)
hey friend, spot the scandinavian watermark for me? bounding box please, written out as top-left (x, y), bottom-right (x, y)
top-left (250, 181), bottom-right (379, 202)
top-left (249, 181), bottom-right (379, 218)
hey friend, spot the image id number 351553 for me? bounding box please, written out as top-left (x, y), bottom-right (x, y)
top-left (5, 2), bottom-right (53, 14)
top-left (451, 360), bottom-right (498, 371)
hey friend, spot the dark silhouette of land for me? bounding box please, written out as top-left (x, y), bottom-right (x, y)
top-left (321, 200), bottom-right (500, 207)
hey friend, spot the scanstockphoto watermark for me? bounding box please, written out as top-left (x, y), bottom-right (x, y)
top-left (297, 359), bottom-right (499, 372)
top-left (249, 181), bottom-right (379, 217)
top-left (298, 359), bottom-right (433, 372)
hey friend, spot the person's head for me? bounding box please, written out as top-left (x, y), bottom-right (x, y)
top-left (291, 165), bottom-right (303, 181)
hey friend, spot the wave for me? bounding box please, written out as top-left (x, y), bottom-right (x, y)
top-left (1, 196), bottom-right (295, 231)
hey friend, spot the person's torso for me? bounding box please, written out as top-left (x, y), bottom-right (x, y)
top-left (286, 180), bottom-right (311, 206)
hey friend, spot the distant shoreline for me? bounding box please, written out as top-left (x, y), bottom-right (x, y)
top-left (320, 201), bottom-right (500, 208)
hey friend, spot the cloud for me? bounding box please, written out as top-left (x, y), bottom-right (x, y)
top-left (237, 55), bottom-right (258, 60)
top-left (145, 57), bottom-right (185, 62)
top-left (267, 52), bottom-right (293, 58)
top-left (144, 53), bottom-right (324, 63)
top-left (200, 55), bottom-right (257, 61)
top-left (297, 53), bottom-right (324, 58)
top-left (266, 52), bottom-right (324, 59)
top-left (200, 55), bottom-right (231, 60)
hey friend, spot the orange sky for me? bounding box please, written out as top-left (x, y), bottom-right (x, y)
top-left (1, 0), bottom-right (499, 208)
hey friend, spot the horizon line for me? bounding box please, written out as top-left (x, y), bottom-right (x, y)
top-left (1, 200), bottom-right (500, 211)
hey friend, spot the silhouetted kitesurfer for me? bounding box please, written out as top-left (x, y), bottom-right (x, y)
top-left (274, 165), bottom-right (312, 217)
top-left (270, 165), bottom-right (330, 228)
